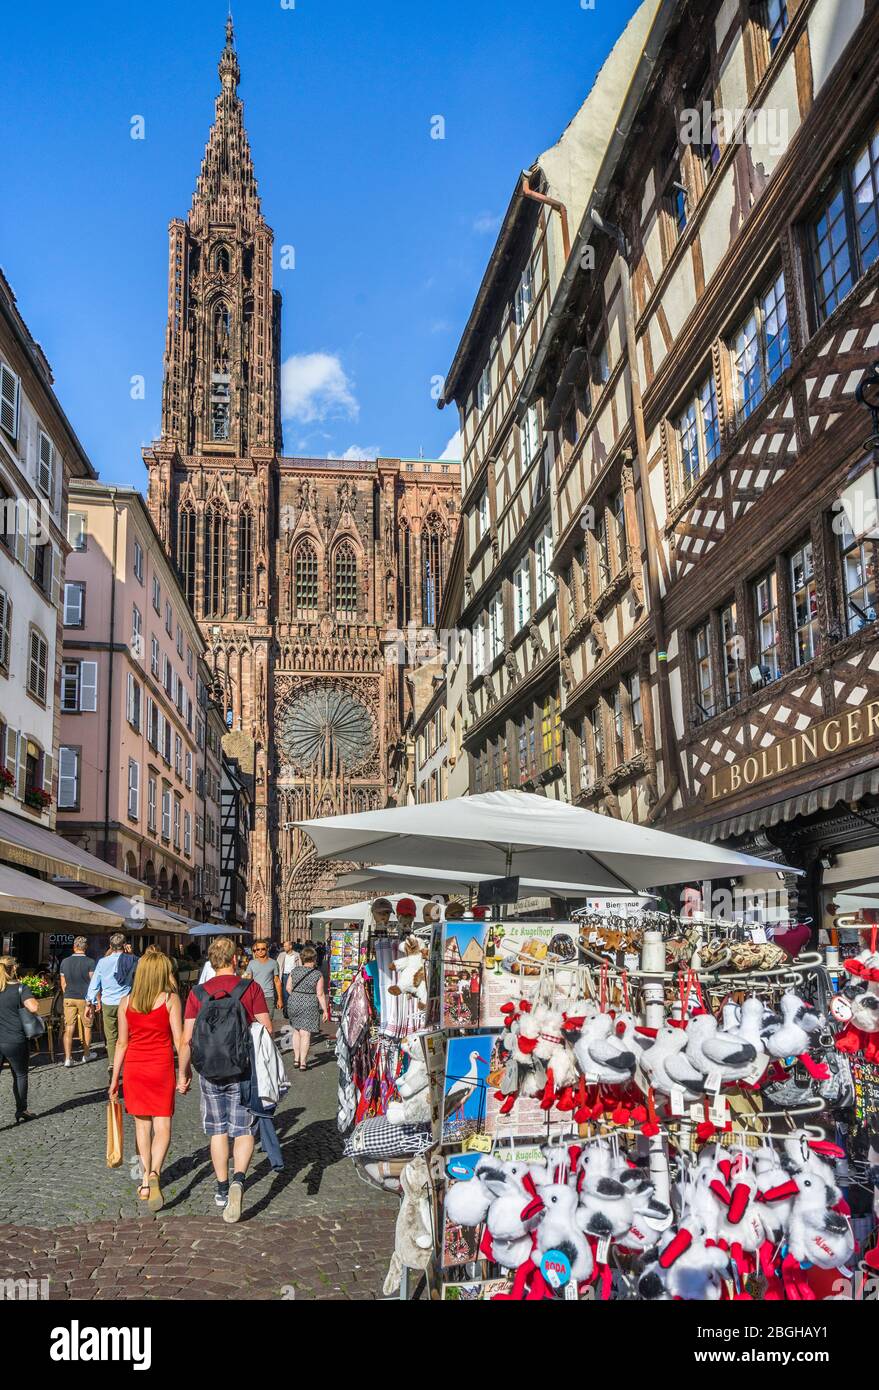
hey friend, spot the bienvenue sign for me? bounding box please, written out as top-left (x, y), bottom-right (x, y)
top-left (703, 700), bottom-right (879, 804)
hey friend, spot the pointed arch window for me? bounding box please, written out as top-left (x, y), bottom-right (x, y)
top-left (238, 506), bottom-right (253, 617)
top-left (334, 542), bottom-right (357, 614)
top-left (399, 521), bottom-right (412, 626)
top-left (204, 503), bottom-right (228, 617)
top-left (295, 541), bottom-right (318, 614)
top-left (422, 514), bottom-right (445, 626)
top-left (179, 505), bottom-right (196, 611)
top-left (213, 245), bottom-right (230, 274)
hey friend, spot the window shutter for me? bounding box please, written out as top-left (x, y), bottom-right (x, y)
top-left (79, 660), bottom-right (98, 712)
top-left (5, 727), bottom-right (18, 787)
top-left (0, 364), bottom-right (19, 438)
top-left (14, 500), bottom-right (26, 566)
top-left (58, 747), bottom-right (78, 808)
top-left (0, 590), bottom-right (8, 668)
top-left (64, 583), bottom-right (83, 626)
top-left (51, 545), bottom-right (62, 610)
top-left (42, 751), bottom-right (53, 794)
top-left (16, 732), bottom-right (26, 799)
top-left (38, 431), bottom-right (54, 497)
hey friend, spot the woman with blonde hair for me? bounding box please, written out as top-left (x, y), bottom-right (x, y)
top-left (109, 945), bottom-right (188, 1211)
top-left (0, 955), bottom-right (40, 1123)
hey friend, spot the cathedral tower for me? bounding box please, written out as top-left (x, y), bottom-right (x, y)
top-left (145, 18), bottom-right (277, 933)
top-left (147, 22), bottom-right (460, 935)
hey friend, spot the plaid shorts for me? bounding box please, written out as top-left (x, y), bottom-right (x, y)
top-left (199, 1076), bottom-right (257, 1139)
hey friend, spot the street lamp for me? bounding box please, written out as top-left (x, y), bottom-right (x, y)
top-left (856, 360), bottom-right (879, 450)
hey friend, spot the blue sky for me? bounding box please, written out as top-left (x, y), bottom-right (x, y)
top-left (1, 0), bottom-right (640, 485)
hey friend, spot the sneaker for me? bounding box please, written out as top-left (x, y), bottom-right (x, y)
top-left (81, 1051), bottom-right (97, 1063)
top-left (64, 1058), bottom-right (73, 1068)
top-left (214, 1182), bottom-right (229, 1209)
top-left (222, 1179), bottom-right (244, 1224)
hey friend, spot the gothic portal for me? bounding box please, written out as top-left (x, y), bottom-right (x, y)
top-left (145, 21), bottom-right (459, 935)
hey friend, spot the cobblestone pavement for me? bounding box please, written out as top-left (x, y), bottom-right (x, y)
top-left (0, 1033), bottom-right (398, 1300)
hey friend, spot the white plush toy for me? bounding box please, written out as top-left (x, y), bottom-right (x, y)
top-left (387, 935), bottom-right (429, 1006)
top-left (387, 1036), bottom-right (431, 1124)
top-left (383, 1155), bottom-right (433, 1295)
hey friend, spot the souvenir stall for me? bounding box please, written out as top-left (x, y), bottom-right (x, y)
top-left (293, 791), bottom-right (879, 1300)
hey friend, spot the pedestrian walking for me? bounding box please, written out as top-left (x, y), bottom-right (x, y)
top-left (0, 956), bottom-right (39, 1123)
top-left (284, 946), bottom-right (329, 1072)
top-left (85, 933), bottom-right (133, 1078)
top-left (178, 937), bottom-right (272, 1223)
top-left (277, 938), bottom-right (300, 984)
top-left (244, 939), bottom-right (282, 1021)
top-left (59, 937), bottom-right (96, 1067)
top-left (108, 946), bottom-right (186, 1212)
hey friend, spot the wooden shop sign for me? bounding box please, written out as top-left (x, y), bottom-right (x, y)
top-left (704, 700), bottom-right (879, 804)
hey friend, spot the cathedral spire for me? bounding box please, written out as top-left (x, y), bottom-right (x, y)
top-left (189, 14), bottom-right (260, 230)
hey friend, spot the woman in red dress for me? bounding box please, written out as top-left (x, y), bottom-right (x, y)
top-left (109, 946), bottom-right (188, 1212)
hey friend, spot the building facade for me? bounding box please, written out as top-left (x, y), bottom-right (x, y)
top-left (438, 3), bottom-right (658, 807)
top-left (0, 270), bottom-right (96, 831)
top-left (195, 659), bottom-right (224, 921)
top-left (58, 482), bottom-right (208, 916)
top-left (509, 0), bottom-right (879, 925)
top-left (144, 22), bottom-right (459, 935)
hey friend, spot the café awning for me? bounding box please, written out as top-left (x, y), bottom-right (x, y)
top-left (0, 863), bottom-right (124, 931)
top-left (291, 790), bottom-right (791, 890)
top-left (689, 769), bottom-right (879, 843)
top-left (0, 807), bottom-right (145, 895)
top-left (92, 893), bottom-right (197, 936)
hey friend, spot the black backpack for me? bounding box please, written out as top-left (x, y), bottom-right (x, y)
top-left (190, 980), bottom-right (252, 1084)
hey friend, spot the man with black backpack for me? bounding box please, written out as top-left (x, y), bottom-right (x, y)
top-left (178, 937), bottom-right (272, 1223)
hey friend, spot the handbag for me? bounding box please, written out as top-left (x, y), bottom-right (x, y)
top-left (106, 1099), bottom-right (124, 1168)
top-left (19, 985), bottom-right (46, 1039)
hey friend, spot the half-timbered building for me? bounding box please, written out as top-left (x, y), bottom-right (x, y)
top-left (520, 0), bottom-right (879, 922)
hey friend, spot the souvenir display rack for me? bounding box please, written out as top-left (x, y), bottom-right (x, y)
top-left (337, 905), bottom-right (879, 1300)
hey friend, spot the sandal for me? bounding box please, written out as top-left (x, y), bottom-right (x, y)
top-left (137, 1183), bottom-right (151, 1201)
top-left (146, 1171), bottom-right (164, 1213)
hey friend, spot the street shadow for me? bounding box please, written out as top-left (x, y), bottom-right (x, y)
top-left (242, 1115), bottom-right (346, 1220)
top-left (0, 1084), bottom-right (108, 1130)
top-left (158, 1104), bottom-right (307, 1212)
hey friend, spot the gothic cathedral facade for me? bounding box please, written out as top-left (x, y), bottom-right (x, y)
top-left (145, 22), bottom-right (459, 935)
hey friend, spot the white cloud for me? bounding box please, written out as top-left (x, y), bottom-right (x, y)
top-left (281, 352), bottom-right (359, 424)
top-left (440, 429), bottom-right (462, 461)
top-left (473, 211), bottom-right (501, 235)
top-left (329, 444), bottom-right (381, 461)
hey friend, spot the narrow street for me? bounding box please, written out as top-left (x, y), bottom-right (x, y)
top-left (0, 1040), bottom-right (397, 1301)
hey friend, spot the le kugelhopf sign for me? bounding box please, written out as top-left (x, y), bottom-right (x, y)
top-left (704, 700), bottom-right (879, 805)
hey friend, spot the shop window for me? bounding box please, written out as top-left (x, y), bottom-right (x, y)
top-left (628, 672), bottom-right (643, 749)
top-left (658, 136), bottom-right (687, 259)
top-left (810, 123), bottom-right (879, 324)
top-left (590, 704), bottom-right (604, 780)
top-left (676, 373), bottom-right (720, 496)
top-left (693, 621), bottom-right (715, 722)
top-left (720, 601), bottom-right (744, 709)
top-left (752, 0), bottom-right (788, 64)
top-left (611, 488), bottom-right (627, 570)
top-left (753, 569), bottom-right (782, 681)
top-left (489, 591), bottom-right (504, 661)
top-left (790, 539), bottom-right (818, 665)
top-left (514, 556), bottom-right (531, 632)
top-left (729, 272), bottom-right (791, 422)
top-left (536, 525), bottom-right (554, 607)
top-left (612, 687), bottom-right (625, 766)
top-left (837, 469), bottom-right (879, 634)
